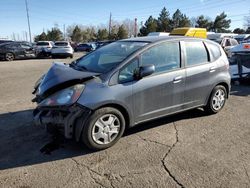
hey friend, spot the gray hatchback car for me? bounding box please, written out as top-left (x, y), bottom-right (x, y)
top-left (33, 36), bottom-right (231, 150)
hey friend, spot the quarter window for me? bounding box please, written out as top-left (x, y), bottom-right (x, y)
top-left (140, 42), bottom-right (180, 74)
top-left (205, 42), bottom-right (221, 61)
top-left (185, 41), bottom-right (208, 66)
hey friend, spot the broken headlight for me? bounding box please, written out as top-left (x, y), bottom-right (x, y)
top-left (38, 84), bottom-right (85, 107)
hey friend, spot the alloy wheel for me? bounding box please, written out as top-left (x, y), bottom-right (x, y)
top-left (5, 53), bottom-right (14, 61)
top-left (92, 114), bottom-right (120, 145)
top-left (212, 89), bottom-right (225, 111)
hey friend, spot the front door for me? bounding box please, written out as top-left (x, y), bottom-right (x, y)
top-left (132, 41), bottom-right (186, 123)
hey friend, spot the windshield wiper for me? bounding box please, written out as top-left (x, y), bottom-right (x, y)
top-left (69, 62), bottom-right (88, 71)
top-left (77, 65), bottom-right (88, 71)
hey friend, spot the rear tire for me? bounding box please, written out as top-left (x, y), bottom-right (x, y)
top-left (204, 85), bottom-right (227, 114)
top-left (5, 52), bottom-right (14, 61)
top-left (81, 107), bottom-right (125, 151)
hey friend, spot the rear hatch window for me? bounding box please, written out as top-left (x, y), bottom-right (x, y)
top-left (54, 42), bottom-right (68, 46)
top-left (37, 42), bottom-right (50, 46)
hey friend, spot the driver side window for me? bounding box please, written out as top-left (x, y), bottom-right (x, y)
top-left (119, 59), bottom-right (139, 83)
top-left (21, 43), bottom-right (32, 49)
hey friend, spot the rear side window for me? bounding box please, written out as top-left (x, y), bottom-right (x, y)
top-left (185, 41), bottom-right (208, 66)
top-left (205, 42), bottom-right (221, 61)
top-left (140, 42), bottom-right (180, 74)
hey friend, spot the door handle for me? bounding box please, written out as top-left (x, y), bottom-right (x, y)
top-left (173, 76), bottom-right (182, 83)
top-left (209, 66), bottom-right (216, 73)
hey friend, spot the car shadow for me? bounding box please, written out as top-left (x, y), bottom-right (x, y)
top-left (230, 83), bottom-right (250, 96)
top-left (0, 107), bottom-right (208, 171)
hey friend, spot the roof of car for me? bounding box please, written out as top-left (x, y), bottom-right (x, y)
top-left (120, 36), bottom-right (207, 43)
top-left (0, 41), bottom-right (29, 46)
top-left (37, 41), bottom-right (52, 43)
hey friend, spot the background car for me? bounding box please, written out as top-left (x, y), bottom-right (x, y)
top-left (74, 43), bottom-right (96, 52)
top-left (51, 41), bottom-right (74, 58)
top-left (35, 41), bottom-right (53, 57)
top-left (219, 37), bottom-right (239, 57)
top-left (229, 43), bottom-right (250, 80)
top-left (234, 34), bottom-right (250, 44)
top-left (96, 40), bottom-right (115, 49)
top-left (0, 41), bottom-right (36, 61)
top-left (0, 39), bottom-right (13, 45)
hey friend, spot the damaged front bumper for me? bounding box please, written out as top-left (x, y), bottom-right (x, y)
top-left (33, 104), bottom-right (91, 141)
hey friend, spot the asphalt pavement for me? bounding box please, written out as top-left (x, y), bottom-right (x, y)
top-left (0, 54), bottom-right (249, 188)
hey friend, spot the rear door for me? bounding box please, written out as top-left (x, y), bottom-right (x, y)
top-left (131, 41), bottom-right (186, 123)
top-left (20, 43), bottom-right (35, 58)
top-left (183, 40), bottom-right (216, 108)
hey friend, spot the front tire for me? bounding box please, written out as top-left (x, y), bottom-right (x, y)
top-left (204, 85), bottom-right (227, 114)
top-left (81, 107), bottom-right (125, 151)
top-left (5, 52), bottom-right (15, 61)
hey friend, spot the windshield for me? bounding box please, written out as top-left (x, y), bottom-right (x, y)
top-left (37, 42), bottom-right (50, 46)
top-left (75, 41), bottom-right (148, 73)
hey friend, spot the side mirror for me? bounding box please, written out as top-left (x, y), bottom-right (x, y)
top-left (137, 64), bottom-right (155, 79)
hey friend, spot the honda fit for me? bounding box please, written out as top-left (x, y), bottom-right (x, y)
top-left (33, 36), bottom-right (231, 150)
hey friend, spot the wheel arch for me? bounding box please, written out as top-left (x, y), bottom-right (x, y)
top-left (205, 81), bottom-right (230, 106)
top-left (96, 103), bottom-right (131, 130)
top-left (216, 82), bottom-right (230, 98)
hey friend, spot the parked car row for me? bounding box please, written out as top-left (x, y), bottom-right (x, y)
top-left (0, 41), bottom-right (36, 61)
top-left (0, 39), bottom-right (116, 61)
top-left (0, 41), bottom-right (74, 61)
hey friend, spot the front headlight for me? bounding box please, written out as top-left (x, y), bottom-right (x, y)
top-left (38, 84), bottom-right (85, 107)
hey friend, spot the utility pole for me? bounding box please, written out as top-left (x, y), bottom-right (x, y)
top-left (25, 31), bottom-right (28, 41)
top-left (108, 12), bottom-right (112, 38)
top-left (134, 18), bottom-right (138, 37)
top-left (63, 24), bottom-right (66, 40)
top-left (25, 0), bottom-right (32, 42)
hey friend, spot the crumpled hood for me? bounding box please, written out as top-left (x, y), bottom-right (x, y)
top-left (36, 62), bottom-right (99, 99)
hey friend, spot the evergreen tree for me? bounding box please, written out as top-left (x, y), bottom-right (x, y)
top-left (71, 25), bottom-right (82, 42)
top-left (47, 27), bottom-right (63, 41)
top-left (195, 15), bottom-right (212, 30)
top-left (245, 27), bottom-right (250, 34)
top-left (233, 28), bottom-right (246, 34)
top-left (171, 9), bottom-right (182, 29)
top-left (140, 16), bottom-right (158, 36)
top-left (179, 14), bottom-right (191, 27)
top-left (97, 28), bottom-right (109, 40)
top-left (109, 26), bottom-right (118, 40)
top-left (34, 32), bottom-right (47, 42)
top-left (212, 12), bottom-right (231, 33)
top-left (157, 7), bottom-right (171, 32)
top-left (117, 25), bottom-right (128, 39)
